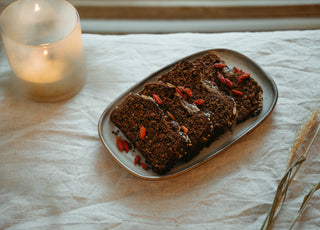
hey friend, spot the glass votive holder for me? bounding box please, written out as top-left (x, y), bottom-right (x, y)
top-left (0, 0), bottom-right (86, 102)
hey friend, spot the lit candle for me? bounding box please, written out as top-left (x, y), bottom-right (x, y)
top-left (18, 47), bottom-right (66, 84)
top-left (0, 0), bottom-right (86, 102)
top-left (34, 3), bottom-right (40, 12)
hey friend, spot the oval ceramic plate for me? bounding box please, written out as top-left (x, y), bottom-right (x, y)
top-left (98, 49), bottom-right (278, 180)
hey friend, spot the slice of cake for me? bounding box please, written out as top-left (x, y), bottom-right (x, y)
top-left (110, 93), bottom-right (190, 174)
top-left (192, 53), bottom-right (263, 123)
top-left (192, 53), bottom-right (223, 79)
top-left (158, 60), bottom-right (237, 138)
top-left (139, 81), bottom-right (214, 161)
top-left (222, 67), bottom-right (263, 123)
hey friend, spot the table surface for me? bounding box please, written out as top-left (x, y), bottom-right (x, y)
top-left (1, 30), bottom-right (320, 230)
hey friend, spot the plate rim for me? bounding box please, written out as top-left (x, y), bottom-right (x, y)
top-left (98, 48), bottom-right (278, 180)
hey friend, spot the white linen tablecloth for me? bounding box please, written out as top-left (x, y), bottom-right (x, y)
top-left (0, 30), bottom-right (320, 230)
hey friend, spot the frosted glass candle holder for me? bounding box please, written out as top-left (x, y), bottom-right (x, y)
top-left (0, 0), bottom-right (86, 102)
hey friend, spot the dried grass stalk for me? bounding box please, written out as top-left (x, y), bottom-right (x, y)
top-left (289, 181), bottom-right (320, 230)
top-left (261, 109), bottom-right (319, 230)
top-left (286, 108), bottom-right (319, 170)
top-left (261, 157), bottom-right (305, 230)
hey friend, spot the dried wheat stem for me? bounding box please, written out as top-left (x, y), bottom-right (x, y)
top-left (288, 181), bottom-right (320, 230)
top-left (286, 108), bottom-right (319, 170)
top-left (261, 159), bottom-right (304, 230)
top-left (288, 123), bottom-right (320, 186)
top-left (261, 109), bottom-right (319, 230)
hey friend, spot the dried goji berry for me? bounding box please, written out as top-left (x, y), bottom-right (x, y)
top-left (134, 155), bottom-right (140, 165)
top-left (177, 86), bottom-right (185, 93)
top-left (185, 88), bottom-right (192, 97)
top-left (122, 139), bottom-right (129, 153)
top-left (217, 73), bottom-right (225, 84)
top-left (213, 63), bottom-right (226, 68)
top-left (141, 162), bottom-right (149, 170)
top-left (152, 94), bottom-right (163, 105)
top-left (232, 89), bottom-right (243, 96)
top-left (233, 67), bottom-right (241, 73)
top-left (116, 136), bottom-right (124, 152)
top-left (193, 99), bottom-right (205, 106)
top-left (140, 126), bottom-right (146, 140)
top-left (238, 73), bottom-right (250, 83)
top-left (181, 125), bottom-right (188, 134)
top-left (176, 88), bottom-right (184, 97)
top-left (225, 78), bottom-right (233, 88)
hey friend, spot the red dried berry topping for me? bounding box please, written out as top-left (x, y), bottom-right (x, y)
top-left (232, 89), bottom-right (243, 96)
top-left (185, 88), bottom-right (192, 97)
top-left (213, 63), bottom-right (226, 68)
top-left (233, 67), bottom-right (241, 73)
top-left (152, 94), bottom-right (163, 105)
top-left (225, 78), bottom-right (233, 88)
top-left (217, 73), bottom-right (225, 84)
top-left (193, 99), bottom-right (205, 106)
top-left (140, 126), bottom-right (146, 140)
top-left (116, 136), bottom-right (124, 152)
top-left (181, 125), bottom-right (188, 134)
top-left (176, 88), bottom-right (184, 97)
top-left (134, 155), bottom-right (140, 165)
top-left (238, 73), bottom-right (250, 83)
top-left (177, 86), bottom-right (185, 93)
top-left (182, 94), bottom-right (188, 100)
top-left (122, 139), bottom-right (129, 153)
top-left (140, 162), bottom-right (149, 170)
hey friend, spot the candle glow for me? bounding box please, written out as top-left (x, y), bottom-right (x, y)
top-left (43, 49), bottom-right (48, 56)
top-left (34, 4), bottom-right (40, 12)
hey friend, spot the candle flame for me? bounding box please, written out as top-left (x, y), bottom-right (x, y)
top-left (43, 50), bottom-right (48, 56)
top-left (34, 4), bottom-right (40, 12)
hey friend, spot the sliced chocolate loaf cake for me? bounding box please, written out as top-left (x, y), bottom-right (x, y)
top-left (158, 60), bottom-right (237, 138)
top-left (139, 81), bottom-right (214, 161)
top-left (109, 52), bottom-right (263, 174)
top-left (110, 93), bottom-right (190, 174)
top-left (192, 54), bottom-right (263, 124)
